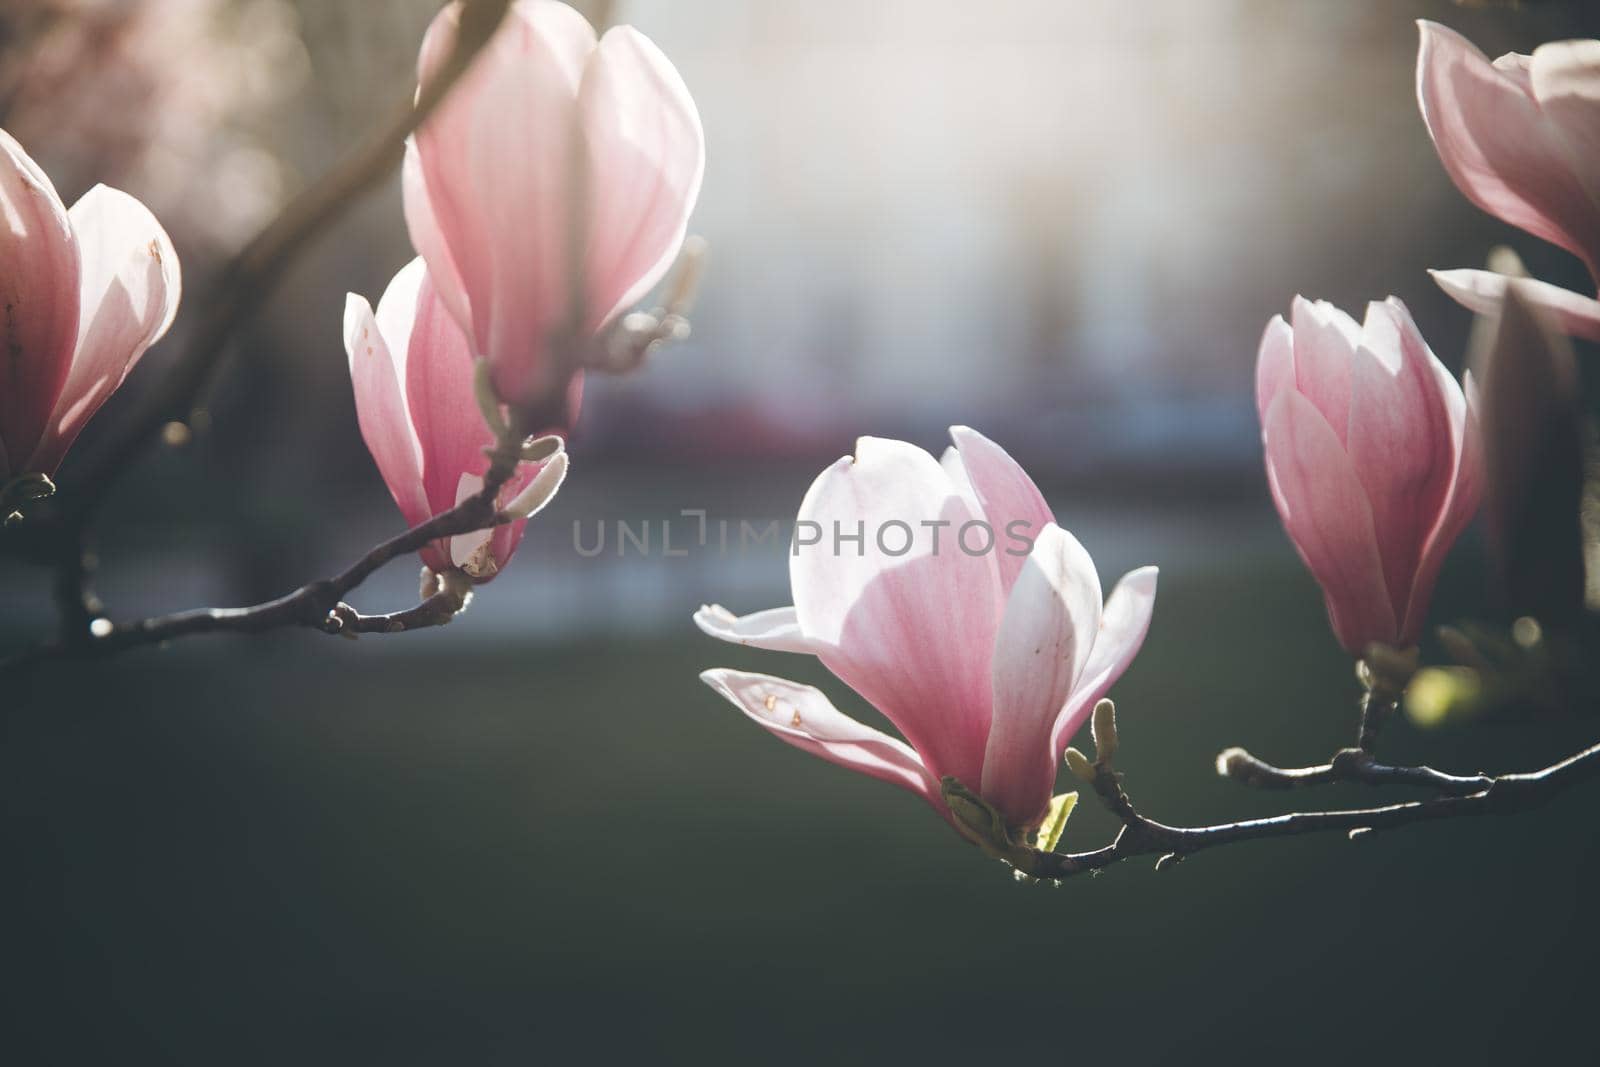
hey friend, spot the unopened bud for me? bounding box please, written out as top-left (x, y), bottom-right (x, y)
top-left (502, 451), bottom-right (569, 519)
top-left (1064, 746), bottom-right (1096, 783)
top-left (1091, 699), bottom-right (1119, 763)
top-left (1360, 643), bottom-right (1420, 694)
top-left (419, 565), bottom-right (441, 601)
top-left (473, 358), bottom-right (510, 439)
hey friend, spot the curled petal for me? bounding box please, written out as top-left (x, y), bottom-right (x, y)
top-left (1289, 296), bottom-right (1360, 444)
top-left (693, 604), bottom-right (822, 655)
top-left (700, 669), bottom-right (941, 807)
top-left (1430, 268), bottom-right (1600, 342)
top-left (981, 524), bottom-right (1101, 829)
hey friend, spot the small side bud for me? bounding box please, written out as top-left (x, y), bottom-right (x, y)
top-left (419, 565), bottom-right (441, 601)
top-left (473, 358), bottom-right (510, 440)
top-left (1436, 625), bottom-right (1488, 671)
top-left (1360, 643), bottom-right (1420, 694)
top-left (1064, 746), bottom-right (1096, 783)
top-left (1091, 699), bottom-right (1119, 763)
top-left (502, 451), bottom-right (569, 519)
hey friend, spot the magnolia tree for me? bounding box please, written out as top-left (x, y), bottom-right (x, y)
top-left (2, 3), bottom-right (1599, 883)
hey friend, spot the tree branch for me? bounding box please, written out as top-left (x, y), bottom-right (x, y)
top-left (0, 433), bottom-right (527, 672)
top-left (1023, 736), bottom-right (1600, 881)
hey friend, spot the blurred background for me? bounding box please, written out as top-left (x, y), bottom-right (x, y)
top-left (4, 0), bottom-right (1600, 1062)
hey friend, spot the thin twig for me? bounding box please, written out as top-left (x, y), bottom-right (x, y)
top-left (1024, 740), bottom-right (1600, 881)
top-left (1215, 745), bottom-right (1494, 796)
top-left (1, 435), bottom-right (525, 671)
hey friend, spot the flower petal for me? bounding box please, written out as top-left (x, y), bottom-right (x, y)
top-left (1263, 389), bottom-right (1397, 652)
top-left (1430, 268), bottom-right (1600, 342)
top-left (344, 279), bottom-right (428, 529)
top-left (579, 24), bottom-right (706, 329)
top-left (948, 425), bottom-right (1056, 596)
top-left (1051, 566), bottom-right (1158, 758)
top-left (401, 264), bottom-right (500, 519)
top-left (1344, 299), bottom-right (1456, 617)
top-left (700, 669), bottom-right (941, 807)
top-left (1530, 39), bottom-right (1600, 229)
top-left (1255, 314), bottom-right (1294, 419)
top-left (28, 185), bottom-right (180, 475)
top-left (401, 142), bottom-right (472, 341)
top-left (1417, 21), bottom-right (1600, 278)
top-left (791, 437), bottom-right (1003, 789)
top-left (1289, 296), bottom-right (1360, 444)
top-left (412, 0), bottom-right (597, 401)
top-left (1401, 368), bottom-right (1481, 643)
top-left (0, 129), bottom-right (79, 476)
top-left (693, 604), bottom-right (822, 655)
top-left (981, 524), bottom-right (1101, 828)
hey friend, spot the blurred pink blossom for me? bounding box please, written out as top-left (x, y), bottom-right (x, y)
top-left (1256, 297), bottom-right (1480, 655)
top-left (0, 127), bottom-right (179, 480)
top-left (1418, 21), bottom-right (1600, 340)
top-left (0, 0), bottom-right (307, 250)
top-left (404, 0), bottom-right (704, 405)
top-left (696, 427), bottom-right (1156, 836)
top-left (344, 258), bottom-right (568, 583)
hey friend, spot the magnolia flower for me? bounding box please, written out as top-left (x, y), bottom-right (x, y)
top-left (696, 427), bottom-right (1157, 839)
top-left (344, 258), bottom-right (569, 583)
top-left (404, 0), bottom-right (705, 405)
top-left (1257, 297), bottom-right (1481, 655)
top-left (1417, 21), bottom-right (1600, 340)
top-left (0, 128), bottom-right (180, 481)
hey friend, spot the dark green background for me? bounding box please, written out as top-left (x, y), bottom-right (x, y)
top-left (7, 546), bottom-right (1595, 1064)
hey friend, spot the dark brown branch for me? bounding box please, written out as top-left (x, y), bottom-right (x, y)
top-left (1, 436), bottom-right (525, 671)
top-left (1215, 745), bottom-right (1494, 796)
top-left (1024, 739), bottom-right (1600, 881)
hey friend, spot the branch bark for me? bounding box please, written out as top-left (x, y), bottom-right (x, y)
top-left (1024, 738), bottom-right (1600, 881)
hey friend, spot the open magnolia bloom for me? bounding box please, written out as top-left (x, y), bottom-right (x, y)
top-left (1418, 21), bottom-right (1600, 340)
top-left (0, 128), bottom-right (180, 481)
top-left (696, 427), bottom-right (1157, 842)
top-left (405, 0), bottom-right (705, 405)
top-left (1257, 297), bottom-right (1481, 656)
top-left (344, 258), bottom-right (569, 584)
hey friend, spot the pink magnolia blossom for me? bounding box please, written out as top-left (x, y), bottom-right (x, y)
top-left (696, 428), bottom-right (1157, 836)
top-left (1257, 297), bottom-right (1481, 655)
top-left (0, 128), bottom-right (180, 481)
top-left (404, 0), bottom-right (705, 405)
top-left (1417, 21), bottom-right (1600, 339)
top-left (344, 258), bottom-right (569, 582)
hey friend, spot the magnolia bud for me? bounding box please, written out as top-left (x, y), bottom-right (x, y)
top-left (1064, 747), bottom-right (1096, 783)
top-left (1090, 699), bottom-right (1119, 763)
